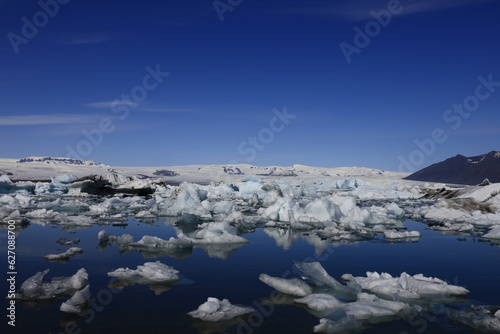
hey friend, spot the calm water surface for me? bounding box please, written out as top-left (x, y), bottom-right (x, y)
top-left (2, 219), bottom-right (499, 334)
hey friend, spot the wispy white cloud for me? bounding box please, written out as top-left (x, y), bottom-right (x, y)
top-left (85, 101), bottom-right (195, 113)
top-left (139, 108), bottom-right (196, 113)
top-left (85, 101), bottom-right (136, 108)
top-left (0, 114), bottom-right (105, 126)
top-left (62, 33), bottom-right (116, 46)
top-left (281, 0), bottom-right (492, 21)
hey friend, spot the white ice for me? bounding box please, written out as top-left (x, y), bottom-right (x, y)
top-left (17, 268), bottom-right (88, 300)
top-left (383, 230), bottom-right (421, 239)
top-left (179, 222), bottom-right (248, 245)
top-left (108, 261), bottom-right (179, 283)
top-left (259, 273), bottom-right (313, 297)
top-left (44, 247), bottom-right (83, 261)
top-left (187, 297), bottom-right (254, 321)
top-left (60, 285), bottom-right (91, 313)
top-left (341, 271), bottom-right (469, 299)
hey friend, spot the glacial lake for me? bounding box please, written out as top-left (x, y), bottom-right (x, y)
top-left (3, 219), bottom-right (500, 334)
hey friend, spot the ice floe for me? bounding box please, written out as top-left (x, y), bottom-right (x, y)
top-left (259, 273), bottom-right (313, 297)
top-left (341, 271), bottom-right (469, 299)
top-left (108, 261), bottom-right (179, 283)
top-left (44, 247), bottom-right (83, 261)
top-left (16, 268), bottom-right (88, 300)
top-left (188, 297), bottom-right (254, 321)
top-left (60, 285), bottom-right (91, 313)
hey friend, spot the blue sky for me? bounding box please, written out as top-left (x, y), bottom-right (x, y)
top-left (1, 0), bottom-right (499, 171)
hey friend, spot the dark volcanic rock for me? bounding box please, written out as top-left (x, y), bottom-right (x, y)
top-left (405, 151), bottom-right (500, 185)
top-left (69, 175), bottom-right (154, 196)
top-left (154, 169), bottom-right (179, 177)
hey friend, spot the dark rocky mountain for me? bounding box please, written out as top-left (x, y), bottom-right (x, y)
top-left (405, 151), bottom-right (500, 185)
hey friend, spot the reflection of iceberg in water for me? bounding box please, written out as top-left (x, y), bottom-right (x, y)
top-left (263, 227), bottom-right (299, 250)
top-left (108, 279), bottom-right (177, 295)
top-left (107, 261), bottom-right (179, 295)
top-left (263, 227), bottom-right (369, 255)
top-left (188, 314), bottom-right (252, 334)
top-left (174, 222), bottom-right (249, 259)
top-left (97, 230), bottom-right (194, 260)
top-left (196, 243), bottom-right (247, 260)
top-left (258, 261), bottom-right (471, 332)
top-left (301, 233), bottom-right (331, 255)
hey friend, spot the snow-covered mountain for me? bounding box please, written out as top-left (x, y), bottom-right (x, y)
top-left (0, 157), bottom-right (406, 184)
top-left (405, 151), bottom-right (500, 185)
top-left (16, 156), bottom-right (102, 166)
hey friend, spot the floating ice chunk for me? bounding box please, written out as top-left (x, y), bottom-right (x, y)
top-left (483, 227), bottom-right (500, 239)
top-left (97, 230), bottom-right (110, 242)
top-left (188, 297), bottom-right (254, 322)
top-left (97, 230), bottom-right (134, 245)
top-left (449, 308), bottom-right (500, 333)
top-left (3, 209), bottom-right (21, 222)
top-left (164, 183), bottom-right (211, 218)
top-left (383, 230), bottom-right (421, 239)
top-left (340, 206), bottom-right (373, 227)
top-left (181, 222), bottom-right (248, 245)
top-left (386, 203), bottom-right (405, 218)
top-left (56, 237), bottom-right (72, 245)
top-left (424, 203), bottom-right (468, 220)
top-left (261, 184), bottom-right (283, 207)
top-left (17, 269), bottom-right (52, 299)
top-left (212, 200), bottom-right (235, 214)
top-left (108, 261), bottom-right (179, 283)
top-left (345, 292), bottom-right (408, 319)
top-left (17, 268), bottom-right (88, 300)
top-left (314, 316), bottom-right (362, 333)
top-left (341, 272), bottom-right (469, 299)
top-left (259, 273), bottom-right (312, 297)
top-left (294, 262), bottom-right (345, 291)
top-left (295, 293), bottom-right (344, 312)
top-left (60, 285), bottom-right (90, 313)
top-left (300, 292), bottom-right (409, 320)
top-left (44, 247), bottom-right (83, 261)
top-left (456, 183), bottom-right (500, 202)
top-left (329, 195), bottom-right (357, 216)
top-left (304, 198), bottom-right (343, 222)
top-left (131, 235), bottom-right (193, 250)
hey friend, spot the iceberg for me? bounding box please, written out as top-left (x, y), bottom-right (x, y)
top-left (341, 271), bottom-right (469, 299)
top-left (293, 262), bottom-right (347, 291)
top-left (108, 261), bottom-right (179, 283)
top-left (383, 230), bottom-right (421, 240)
top-left (259, 273), bottom-right (313, 297)
top-left (180, 222), bottom-right (248, 245)
top-left (483, 226), bottom-right (500, 239)
top-left (449, 308), bottom-right (500, 333)
top-left (163, 183), bottom-right (211, 218)
top-left (60, 285), bottom-right (91, 313)
top-left (295, 293), bottom-right (345, 312)
top-left (297, 292), bottom-right (409, 319)
top-left (314, 316), bottom-right (362, 333)
top-left (188, 297), bottom-right (254, 321)
top-left (16, 268), bottom-right (88, 300)
top-left (44, 247), bottom-right (83, 261)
